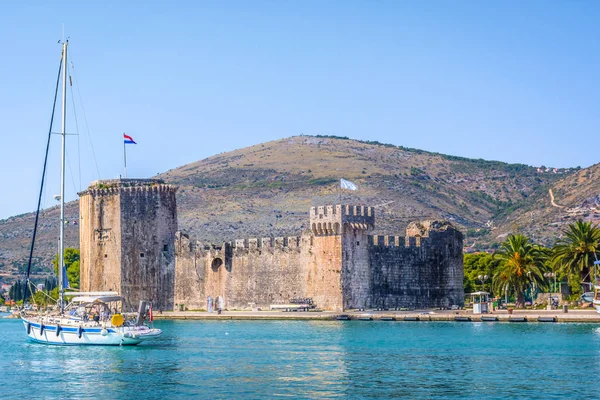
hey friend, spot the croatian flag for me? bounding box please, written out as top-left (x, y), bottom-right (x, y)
top-left (340, 178), bottom-right (358, 191)
top-left (124, 134), bottom-right (137, 144)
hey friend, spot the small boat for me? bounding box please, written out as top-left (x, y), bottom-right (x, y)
top-left (20, 41), bottom-right (161, 345)
top-left (592, 260), bottom-right (600, 314)
top-left (582, 292), bottom-right (594, 303)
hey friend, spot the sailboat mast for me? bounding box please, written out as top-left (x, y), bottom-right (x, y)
top-left (59, 40), bottom-right (68, 314)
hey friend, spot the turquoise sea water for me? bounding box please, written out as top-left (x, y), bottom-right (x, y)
top-left (1, 317), bottom-right (600, 399)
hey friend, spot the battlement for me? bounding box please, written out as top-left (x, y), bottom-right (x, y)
top-left (309, 204), bottom-right (374, 218)
top-left (173, 206), bottom-right (464, 312)
top-left (78, 178), bottom-right (178, 197)
top-left (369, 235), bottom-right (427, 248)
top-left (232, 236), bottom-right (302, 250)
top-left (405, 220), bottom-right (461, 239)
top-left (176, 231), bottom-right (303, 254)
top-left (310, 204), bottom-right (375, 235)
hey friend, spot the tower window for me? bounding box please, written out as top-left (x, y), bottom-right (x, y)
top-left (357, 241), bottom-right (360, 246)
top-left (140, 253), bottom-right (145, 258)
top-left (104, 254), bottom-right (108, 258)
top-left (163, 245), bottom-right (168, 252)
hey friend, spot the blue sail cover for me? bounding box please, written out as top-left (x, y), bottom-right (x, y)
top-left (62, 265), bottom-right (70, 289)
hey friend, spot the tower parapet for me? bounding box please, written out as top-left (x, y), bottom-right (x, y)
top-left (309, 204), bottom-right (375, 236)
top-left (78, 178), bottom-right (178, 197)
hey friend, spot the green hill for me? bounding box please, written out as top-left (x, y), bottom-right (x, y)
top-left (0, 135), bottom-right (588, 279)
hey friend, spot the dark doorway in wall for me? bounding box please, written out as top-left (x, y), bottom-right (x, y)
top-left (211, 258), bottom-right (223, 272)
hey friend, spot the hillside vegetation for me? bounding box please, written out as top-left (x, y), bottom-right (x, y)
top-left (160, 136), bottom-right (571, 248)
top-left (1, 135), bottom-right (593, 279)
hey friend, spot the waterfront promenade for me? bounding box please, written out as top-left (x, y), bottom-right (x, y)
top-left (155, 308), bottom-right (600, 323)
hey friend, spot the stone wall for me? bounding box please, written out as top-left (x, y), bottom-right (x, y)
top-left (79, 187), bottom-right (122, 296)
top-left (174, 205), bottom-right (464, 312)
top-left (369, 221), bottom-right (464, 309)
top-left (79, 179), bottom-right (177, 310)
top-left (341, 226), bottom-right (372, 310)
top-left (305, 234), bottom-right (343, 311)
top-left (175, 235), bottom-right (313, 310)
top-left (81, 191), bottom-right (464, 312)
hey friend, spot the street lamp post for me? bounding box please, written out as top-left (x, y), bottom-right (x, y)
top-left (544, 272), bottom-right (556, 293)
top-left (544, 272), bottom-right (556, 309)
top-left (526, 271), bottom-right (536, 309)
top-left (477, 274), bottom-right (488, 292)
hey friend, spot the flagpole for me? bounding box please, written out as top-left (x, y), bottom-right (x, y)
top-left (123, 134), bottom-right (127, 179)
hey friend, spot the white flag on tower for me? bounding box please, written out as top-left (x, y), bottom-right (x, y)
top-left (340, 178), bottom-right (358, 191)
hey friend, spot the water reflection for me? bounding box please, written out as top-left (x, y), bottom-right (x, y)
top-left (11, 322), bottom-right (183, 397)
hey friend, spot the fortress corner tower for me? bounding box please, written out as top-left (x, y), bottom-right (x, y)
top-left (79, 179), bottom-right (178, 310)
top-left (307, 205), bottom-right (375, 310)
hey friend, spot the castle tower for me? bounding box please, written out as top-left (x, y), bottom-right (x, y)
top-left (79, 179), bottom-right (178, 310)
top-left (307, 204), bottom-right (375, 311)
top-left (404, 220), bottom-right (464, 307)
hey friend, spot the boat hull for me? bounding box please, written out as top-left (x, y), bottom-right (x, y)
top-left (22, 318), bottom-right (161, 346)
top-left (594, 285), bottom-right (600, 315)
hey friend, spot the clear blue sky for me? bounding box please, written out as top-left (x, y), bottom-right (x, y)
top-left (1, 1), bottom-right (599, 219)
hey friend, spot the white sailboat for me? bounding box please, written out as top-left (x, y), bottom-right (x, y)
top-left (20, 41), bottom-right (162, 345)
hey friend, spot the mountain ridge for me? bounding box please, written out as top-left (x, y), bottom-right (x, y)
top-left (1, 135), bottom-right (596, 281)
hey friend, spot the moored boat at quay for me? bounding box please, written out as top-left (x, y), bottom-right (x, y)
top-left (20, 40), bottom-right (161, 346)
top-left (21, 292), bottom-right (161, 345)
top-left (593, 260), bottom-right (600, 314)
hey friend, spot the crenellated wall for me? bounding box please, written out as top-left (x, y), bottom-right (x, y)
top-left (368, 221), bottom-right (464, 309)
top-left (175, 234), bottom-right (312, 310)
top-left (174, 205), bottom-right (464, 311)
top-left (80, 186), bottom-right (463, 312)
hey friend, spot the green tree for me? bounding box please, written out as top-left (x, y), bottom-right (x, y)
top-left (492, 234), bottom-right (548, 308)
top-left (30, 289), bottom-right (47, 307)
top-left (9, 280), bottom-right (24, 302)
top-left (463, 253), bottom-right (501, 294)
top-left (551, 220), bottom-right (600, 296)
top-left (52, 248), bottom-right (80, 289)
top-left (30, 287), bottom-right (59, 308)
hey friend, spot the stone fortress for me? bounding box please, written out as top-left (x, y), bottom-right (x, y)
top-left (79, 179), bottom-right (178, 310)
top-left (79, 179), bottom-right (464, 312)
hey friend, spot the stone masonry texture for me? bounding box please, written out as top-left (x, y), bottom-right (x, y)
top-left (79, 182), bottom-right (463, 312)
top-left (174, 205), bottom-right (464, 311)
top-left (79, 179), bottom-right (177, 311)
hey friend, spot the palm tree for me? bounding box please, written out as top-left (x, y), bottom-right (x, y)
top-left (492, 234), bottom-right (548, 308)
top-left (551, 220), bottom-right (600, 293)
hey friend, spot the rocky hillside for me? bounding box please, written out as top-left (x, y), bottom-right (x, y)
top-left (487, 162), bottom-right (600, 248)
top-left (0, 135), bottom-right (590, 280)
top-left (0, 202), bottom-right (79, 281)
